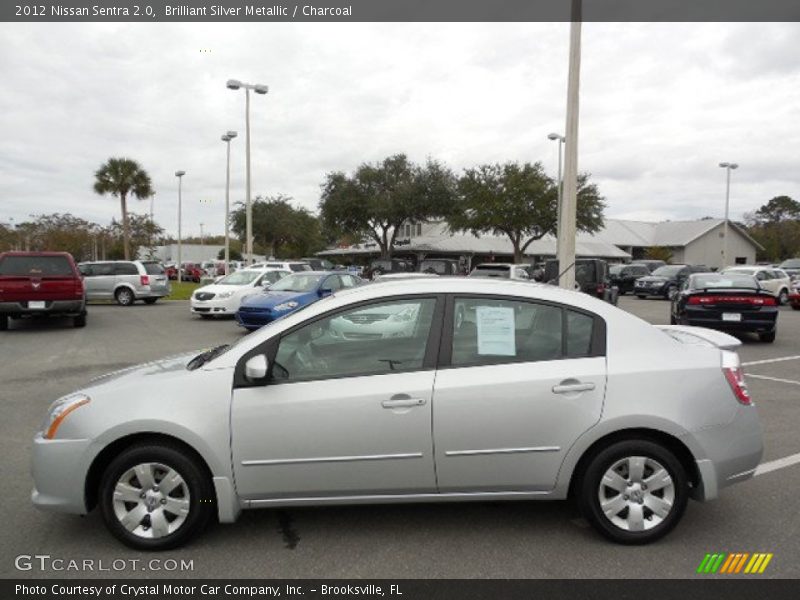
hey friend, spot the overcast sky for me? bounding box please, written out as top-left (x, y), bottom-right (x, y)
top-left (1, 22), bottom-right (799, 238)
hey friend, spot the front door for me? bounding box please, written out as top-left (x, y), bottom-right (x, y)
top-left (433, 296), bottom-right (607, 492)
top-left (231, 296), bottom-right (442, 500)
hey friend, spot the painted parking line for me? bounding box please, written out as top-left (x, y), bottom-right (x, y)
top-left (755, 452), bottom-right (800, 477)
top-left (746, 373), bottom-right (800, 386)
top-left (742, 354), bottom-right (800, 367)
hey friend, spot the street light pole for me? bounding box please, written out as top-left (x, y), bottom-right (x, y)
top-left (557, 0), bottom-right (582, 290)
top-left (175, 170), bottom-right (186, 279)
top-left (221, 131), bottom-right (238, 275)
top-left (227, 79), bottom-right (268, 265)
top-left (548, 132), bottom-right (565, 257)
top-left (199, 222), bottom-right (205, 252)
top-left (719, 162), bottom-right (739, 269)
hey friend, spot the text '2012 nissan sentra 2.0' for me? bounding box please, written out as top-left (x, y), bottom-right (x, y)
top-left (31, 278), bottom-right (763, 549)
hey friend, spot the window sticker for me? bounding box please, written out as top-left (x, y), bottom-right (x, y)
top-left (476, 306), bottom-right (516, 356)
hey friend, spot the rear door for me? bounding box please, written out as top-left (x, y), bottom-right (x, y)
top-left (432, 295), bottom-right (607, 492)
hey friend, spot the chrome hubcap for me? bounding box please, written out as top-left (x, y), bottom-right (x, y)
top-left (598, 456), bottom-right (674, 532)
top-left (112, 462), bottom-right (190, 539)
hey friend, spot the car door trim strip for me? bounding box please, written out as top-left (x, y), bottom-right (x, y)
top-left (444, 446), bottom-right (560, 457)
top-left (241, 452), bottom-right (424, 467)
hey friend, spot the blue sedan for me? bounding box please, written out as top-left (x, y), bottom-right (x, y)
top-left (235, 271), bottom-right (362, 330)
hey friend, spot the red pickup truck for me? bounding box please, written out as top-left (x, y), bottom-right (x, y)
top-left (0, 251), bottom-right (87, 330)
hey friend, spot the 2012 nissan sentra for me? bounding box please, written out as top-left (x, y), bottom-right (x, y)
top-left (31, 278), bottom-right (763, 549)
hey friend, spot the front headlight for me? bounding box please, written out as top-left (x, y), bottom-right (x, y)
top-left (274, 301), bottom-right (299, 311)
top-left (217, 291), bottom-right (234, 299)
top-left (41, 393), bottom-right (90, 439)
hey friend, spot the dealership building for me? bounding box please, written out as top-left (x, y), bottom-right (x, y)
top-left (319, 218), bottom-right (762, 270)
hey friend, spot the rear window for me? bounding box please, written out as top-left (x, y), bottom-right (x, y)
top-left (0, 255), bottom-right (74, 277)
top-left (289, 263), bottom-right (311, 272)
top-left (693, 274), bottom-right (758, 290)
top-left (142, 262), bottom-right (165, 275)
top-left (779, 259), bottom-right (800, 269)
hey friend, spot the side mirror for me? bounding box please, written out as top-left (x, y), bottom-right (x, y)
top-left (244, 355), bottom-right (269, 382)
top-left (319, 288), bottom-right (333, 297)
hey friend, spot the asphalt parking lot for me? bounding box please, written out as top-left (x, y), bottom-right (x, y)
top-left (1, 295), bottom-right (799, 579)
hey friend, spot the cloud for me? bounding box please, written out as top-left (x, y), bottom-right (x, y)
top-left (1, 22), bottom-right (799, 238)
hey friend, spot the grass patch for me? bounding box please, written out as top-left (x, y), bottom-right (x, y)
top-left (166, 281), bottom-right (201, 301)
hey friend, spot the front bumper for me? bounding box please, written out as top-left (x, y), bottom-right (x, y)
top-left (0, 299), bottom-right (85, 316)
top-left (235, 308), bottom-right (280, 330)
top-left (686, 405), bottom-right (763, 501)
top-left (30, 434), bottom-right (93, 515)
top-left (191, 296), bottom-right (238, 315)
top-left (634, 282), bottom-right (668, 296)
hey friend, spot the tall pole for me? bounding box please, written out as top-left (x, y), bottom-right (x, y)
top-left (175, 170), bottom-right (185, 280)
top-left (548, 133), bottom-right (565, 257)
top-left (224, 136), bottom-right (233, 275)
top-left (557, 1), bottom-right (582, 290)
top-left (719, 162), bottom-right (738, 269)
top-left (199, 222), bottom-right (205, 251)
top-left (245, 88), bottom-right (253, 265)
top-left (227, 79), bottom-right (267, 266)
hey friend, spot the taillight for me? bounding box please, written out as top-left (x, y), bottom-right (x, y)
top-left (140, 275), bottom-right (150, 286)
top-left (724, 367), bottom-right (751, 405)
top-left (688, 295), bottom-right (775, 306)
top-left (74, 279), bottom-right (84, 297)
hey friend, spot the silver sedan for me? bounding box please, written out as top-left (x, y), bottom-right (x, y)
top-left (31, 278), bottom-right (763, 549)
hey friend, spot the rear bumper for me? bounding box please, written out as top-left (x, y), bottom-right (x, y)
top-left (682, 308), bottom-right (777, 333)
top-left (685, 406), bottom-right (763, 501)
top-left (0, 299), bottom-right (85, 316)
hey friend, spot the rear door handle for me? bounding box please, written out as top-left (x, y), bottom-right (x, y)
top-left (552, 382), bottom-right (596, 394)
top-left (382, 395), bottom-right (427, 408)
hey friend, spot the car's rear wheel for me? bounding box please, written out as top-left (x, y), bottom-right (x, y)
top-left (0, 314), bottom-right (7, 331)
top-left (778, 289), bottom-right (789, 305)
top-left (143, 298), bottom-right (158, 305)
top-left (578, 440), bottom-right (688, 545)
top-left (73, 313), bottom-right (86, 328)
top-left (636, 295), bottom-right (646, 300)
top-left (99, 443), bottom-right (214, 550)
top-left (759, 331), bottom-right (776, 343)
top-left (115, 288), bottom-right (135, 306)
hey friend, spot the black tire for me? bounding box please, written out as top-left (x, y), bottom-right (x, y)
top-left (0, 314), bottom-right (7, 331)
top-left (74, 313), bottom-right (87, 328)
top-left (665, 285), bottom-right (677, 301)
top-left (199, 314), bottom-right (213, 320)
top-left (636, 295), bottom-right (646, 300)
top-left (143, 298), bottom-right (158, 305)
top-left (99, 442), bottom-right (214, 550)
top-left (759, 331), bottom-right (776, 343)
top-left (115, 287), bottom-right (135, 306)
top-left (577, 439), bottom-right (688, 545)
top-left (792, 304), bottom-right (800, 311)
top-left (778, 289), bottom-right (789, 306)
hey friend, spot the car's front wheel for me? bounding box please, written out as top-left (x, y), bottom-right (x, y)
top-left (0, 314), bottom-right (7, 331)
top-left (578, 439), bottom-right (688, 545)
top-left (759, 331), bottom-right (776, 343)
top-left (778, 289), bottom-right (789, 305)
top-left (99, 442), bottom-right (214, 550)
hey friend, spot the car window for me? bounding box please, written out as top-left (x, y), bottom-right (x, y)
top-left (114, 263), bottom-right (139, 276)
top-left (90, 262), bottom-right (115, 276)
top-left (272, 298), bottom-right (437, 382)
top-left (258, 271), bottom-right (288, 286)
top-left (0, 255), bottom-right (74, 277)
top-left (340, 274), bottom-right (358, 288)
top-left (566, 310), bottom-right (594, 358)
top-left (289, 263), bottom-right (311, 272)
top-left (142, 262), bottom-right (165, 275)
top-left (323, 275), bottom-right (342, 291)
top-left (452, 298), bottom-right (564, 367)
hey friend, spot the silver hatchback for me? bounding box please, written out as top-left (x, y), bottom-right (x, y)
top-left (78, 260), bottom-right (170, 306)
top-left (31, 278), bottom-right (762, 549)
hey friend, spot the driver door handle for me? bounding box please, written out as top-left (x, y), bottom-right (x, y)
top-left (382, 395), bottom-right (427, 408)
top-left (552, 381), bottom-right (596, 394)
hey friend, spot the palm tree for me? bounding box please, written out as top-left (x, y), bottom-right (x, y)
top-left (93, 158), bottom-right (154, 260)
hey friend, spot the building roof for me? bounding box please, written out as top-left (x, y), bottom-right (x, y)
top-left (592, 218), bottom-right (762, 250)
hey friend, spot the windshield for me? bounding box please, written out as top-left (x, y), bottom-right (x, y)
top-left (609, 265), bottom-right (624, 275)
top-left (218, 270), bottom-right (261, 286)
top-left (469, 266), bottom-right (509, 278)
top-left (652, 265), bottom-right (683, 277)
top-left (692, 274), bottom-right (758, 290)
top-left (779, 259), bottom-right (800, 269)
top-left (269, 273), bottom-right (325, 292)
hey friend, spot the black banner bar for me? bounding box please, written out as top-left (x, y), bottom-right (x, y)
top-left (4, 580), bottom-right (800, 600)
top-left (3, 0), bottom-right (800, 23)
